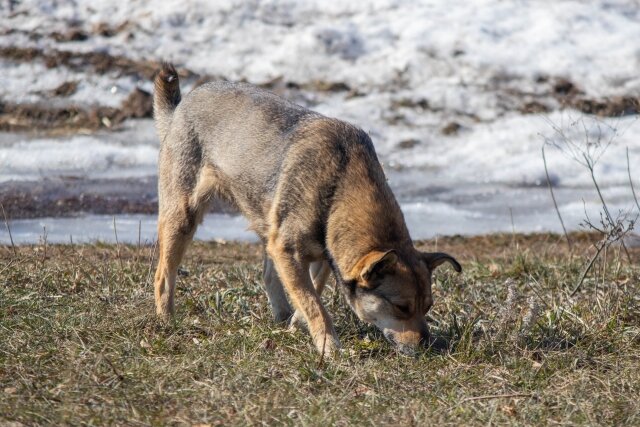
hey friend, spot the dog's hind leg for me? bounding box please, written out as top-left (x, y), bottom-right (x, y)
top-left (262, 252), bottom-right (293, 323)
top-left (154, 167), bottom-right (213, 318)
top-left (154, 203), bottom-right (199, 317)
top-left (289, 261), bottom-right (331, 330)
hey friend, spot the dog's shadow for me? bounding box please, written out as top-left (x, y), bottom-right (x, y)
top-left (346, 321), bottom-right (456, 358)
top-left (426, 334), bottom-right (453, 354)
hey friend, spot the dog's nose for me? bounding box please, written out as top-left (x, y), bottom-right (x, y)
top-left (383, 331), bottom-right (396, 345)
top-left (385, 331), bottom-right (422, 356)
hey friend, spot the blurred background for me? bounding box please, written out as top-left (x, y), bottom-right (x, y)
top-left (1, 0), bottom-right (639, 243)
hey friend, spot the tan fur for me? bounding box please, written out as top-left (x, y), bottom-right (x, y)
top-left (152, 63), bottom-right (461, 357)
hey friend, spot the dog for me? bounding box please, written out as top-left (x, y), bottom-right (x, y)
top-left (153, 63), bottom-right (461, 356)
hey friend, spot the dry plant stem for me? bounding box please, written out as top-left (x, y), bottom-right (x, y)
top-left (113, 216), bottom-right (123, 270)
top-left (509, 207), bottom-right (516, 248)
top-left (542, 146), bottom-right (572, 249)
top-left (584, 153), bottom-right (632, 263)
top-left (0, 203), bottom-right (16, 256)
top-left (137, 219), bottom-right (142, 263)
top-left (461, 393), bottom-right (532, 402)
top-left (584, 153), bottom-right (613, 224)
top-left (146, 239), bottom-right (159, 286)
top-left (571, 241), bottom-right (606, 297)
top-left (628, 147), bottom-right (640, 213)
top-left (42, 226), bottom-right (47, 265)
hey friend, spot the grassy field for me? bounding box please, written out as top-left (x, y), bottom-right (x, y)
top-left (1, 233), bottom-right (639, 426)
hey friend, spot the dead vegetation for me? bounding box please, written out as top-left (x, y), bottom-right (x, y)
top-left (0, 87), bottom-right (153, 132)
top-left (1, 233), bottom-right (638, 425)
top-left (2, 40), bottom-right (638, 135)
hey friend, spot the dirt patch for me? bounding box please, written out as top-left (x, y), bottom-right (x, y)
top-left (441, 121), bottom-right (463, 135)
top-left (117, 88), bottom-right (153, 120)
top-left (51, 29), bottom-right (89, 42)
top-left (91, 21), bottom-right (132, 38)
top-left (391, 98), bottom-right (433, 110)
top-left (1, 43), bottom-right (637, 135)
top-left (518, 100), bottom-right (551, 114)
top-left (540, 77), bottom-right (639, 117)
top-left (0, 178), bottom-right (157, 219)
top-left (49, 81), bottom-right (78, 97)
top-left (0, 45), bottom-right (180, 81)
top-left (397, 138), bottom-right (420, 149)
top-left (0, 88), bottom-right (152, 132)
top-left (569, 96), bottom-right (639, 117)
top-left (0, 101), bottom-right (113, 132)
top-left (0, 178), bottom-right (238, 220)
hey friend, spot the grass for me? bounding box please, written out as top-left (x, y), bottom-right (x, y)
top-left (1, 233), bottom-right (639, 426)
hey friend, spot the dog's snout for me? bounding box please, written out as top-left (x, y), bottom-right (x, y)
top-left (383, 327), bottom-right (429, 356)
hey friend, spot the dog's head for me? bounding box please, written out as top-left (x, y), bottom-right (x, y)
top-left (344, 248), bottom-right (461, 355)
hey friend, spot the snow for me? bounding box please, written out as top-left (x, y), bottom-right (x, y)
top-left (3, 0), bottom-right (640, 105)
top-left (1, 0), bottom-right (639, 242)
top-left (386, 112), bottom-right (640, 188)
top-left (0, 59), bottom-right (133, 108)
top-left (0, 121), bottom-right (158, 182)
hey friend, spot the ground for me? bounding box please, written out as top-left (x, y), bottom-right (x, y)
top-left (1, 233), bottom-right (639, 426)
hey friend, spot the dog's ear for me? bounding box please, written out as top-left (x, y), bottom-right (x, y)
top-left (421, 252), bottom-right (462, 273)
top-left (353, 250), bottom-right (398, 286)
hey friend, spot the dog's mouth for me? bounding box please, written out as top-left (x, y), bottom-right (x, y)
top-left (383, 331), bottom-right (427, 356)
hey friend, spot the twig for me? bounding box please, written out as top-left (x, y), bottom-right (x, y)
top-left (137, 219), bottom-right (142, 263)
top-left (584, 154), bottom-right (631, 263)
top-left (0, 259), bottom-right (15, 276)
top-left (113, 216), bottom-right (123, 270)
top-left (0, 203), bottom-right (16, 256)
top-left (42, 225), bottom-right (48, 265)
top-left (628, 147), bottom-right (640, 213)
top-left (101, 354), bottom-right (125, 382)
top-left (542, 146), bottom-right (572, 249)
top-left (584, 153), bottom-right (613, 224)
top-left (509, 207), bottom-right (516, 248)
top-left (461, 393), bottom-right (532, 402)
top-left (571, 241), bottom-right (606, 297)
top-left (318, 333), bottom-right (327, 368)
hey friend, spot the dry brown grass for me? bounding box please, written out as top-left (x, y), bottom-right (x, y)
top-left (1, 233), bottom-right (639, 426)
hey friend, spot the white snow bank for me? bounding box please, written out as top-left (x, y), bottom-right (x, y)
top-left (386, 111), bottom-right (640, 189)
top-left (0, 120), bottom-right (158, 182)
top-left (3, 0), bottom-right (639, 97)
top-left (0, 59), bottom-right (135, 108)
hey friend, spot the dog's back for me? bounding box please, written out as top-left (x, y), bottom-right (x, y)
top-left (176, 80), bottom-right (318, 213)
top-left (155, 67), bottom-right (391, 241)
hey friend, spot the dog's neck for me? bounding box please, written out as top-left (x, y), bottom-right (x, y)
top-left (325, 166), bottom-right (412, 282)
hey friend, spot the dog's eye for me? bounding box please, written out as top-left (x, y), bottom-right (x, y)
top-left (396, 304), bottom-right (411, 314)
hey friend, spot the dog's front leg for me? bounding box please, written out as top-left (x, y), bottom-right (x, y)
top-left (289, 261), bottom-right (331, 330)
top-left (267, 239), bottom-right (340, 356)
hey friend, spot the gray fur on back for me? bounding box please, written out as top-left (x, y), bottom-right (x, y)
top-left (164, 81), bottom-right (321, 229)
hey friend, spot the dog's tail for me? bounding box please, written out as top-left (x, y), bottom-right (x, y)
top-left (153, 62), bottom-right (181, 141)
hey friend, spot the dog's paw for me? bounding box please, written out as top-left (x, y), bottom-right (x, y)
top-left (313, 332), bottom-right (341, 359)
top-left (273, 310), bottom-right (293, 325)
top-left (288, 310), bottom-right (308, 332)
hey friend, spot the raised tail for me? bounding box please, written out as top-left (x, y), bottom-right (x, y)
top-left (153, 62), bottom-right (181, 141)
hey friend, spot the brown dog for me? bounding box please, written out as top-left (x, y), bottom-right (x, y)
top-left (153, 63), bottom-right (461, 356)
